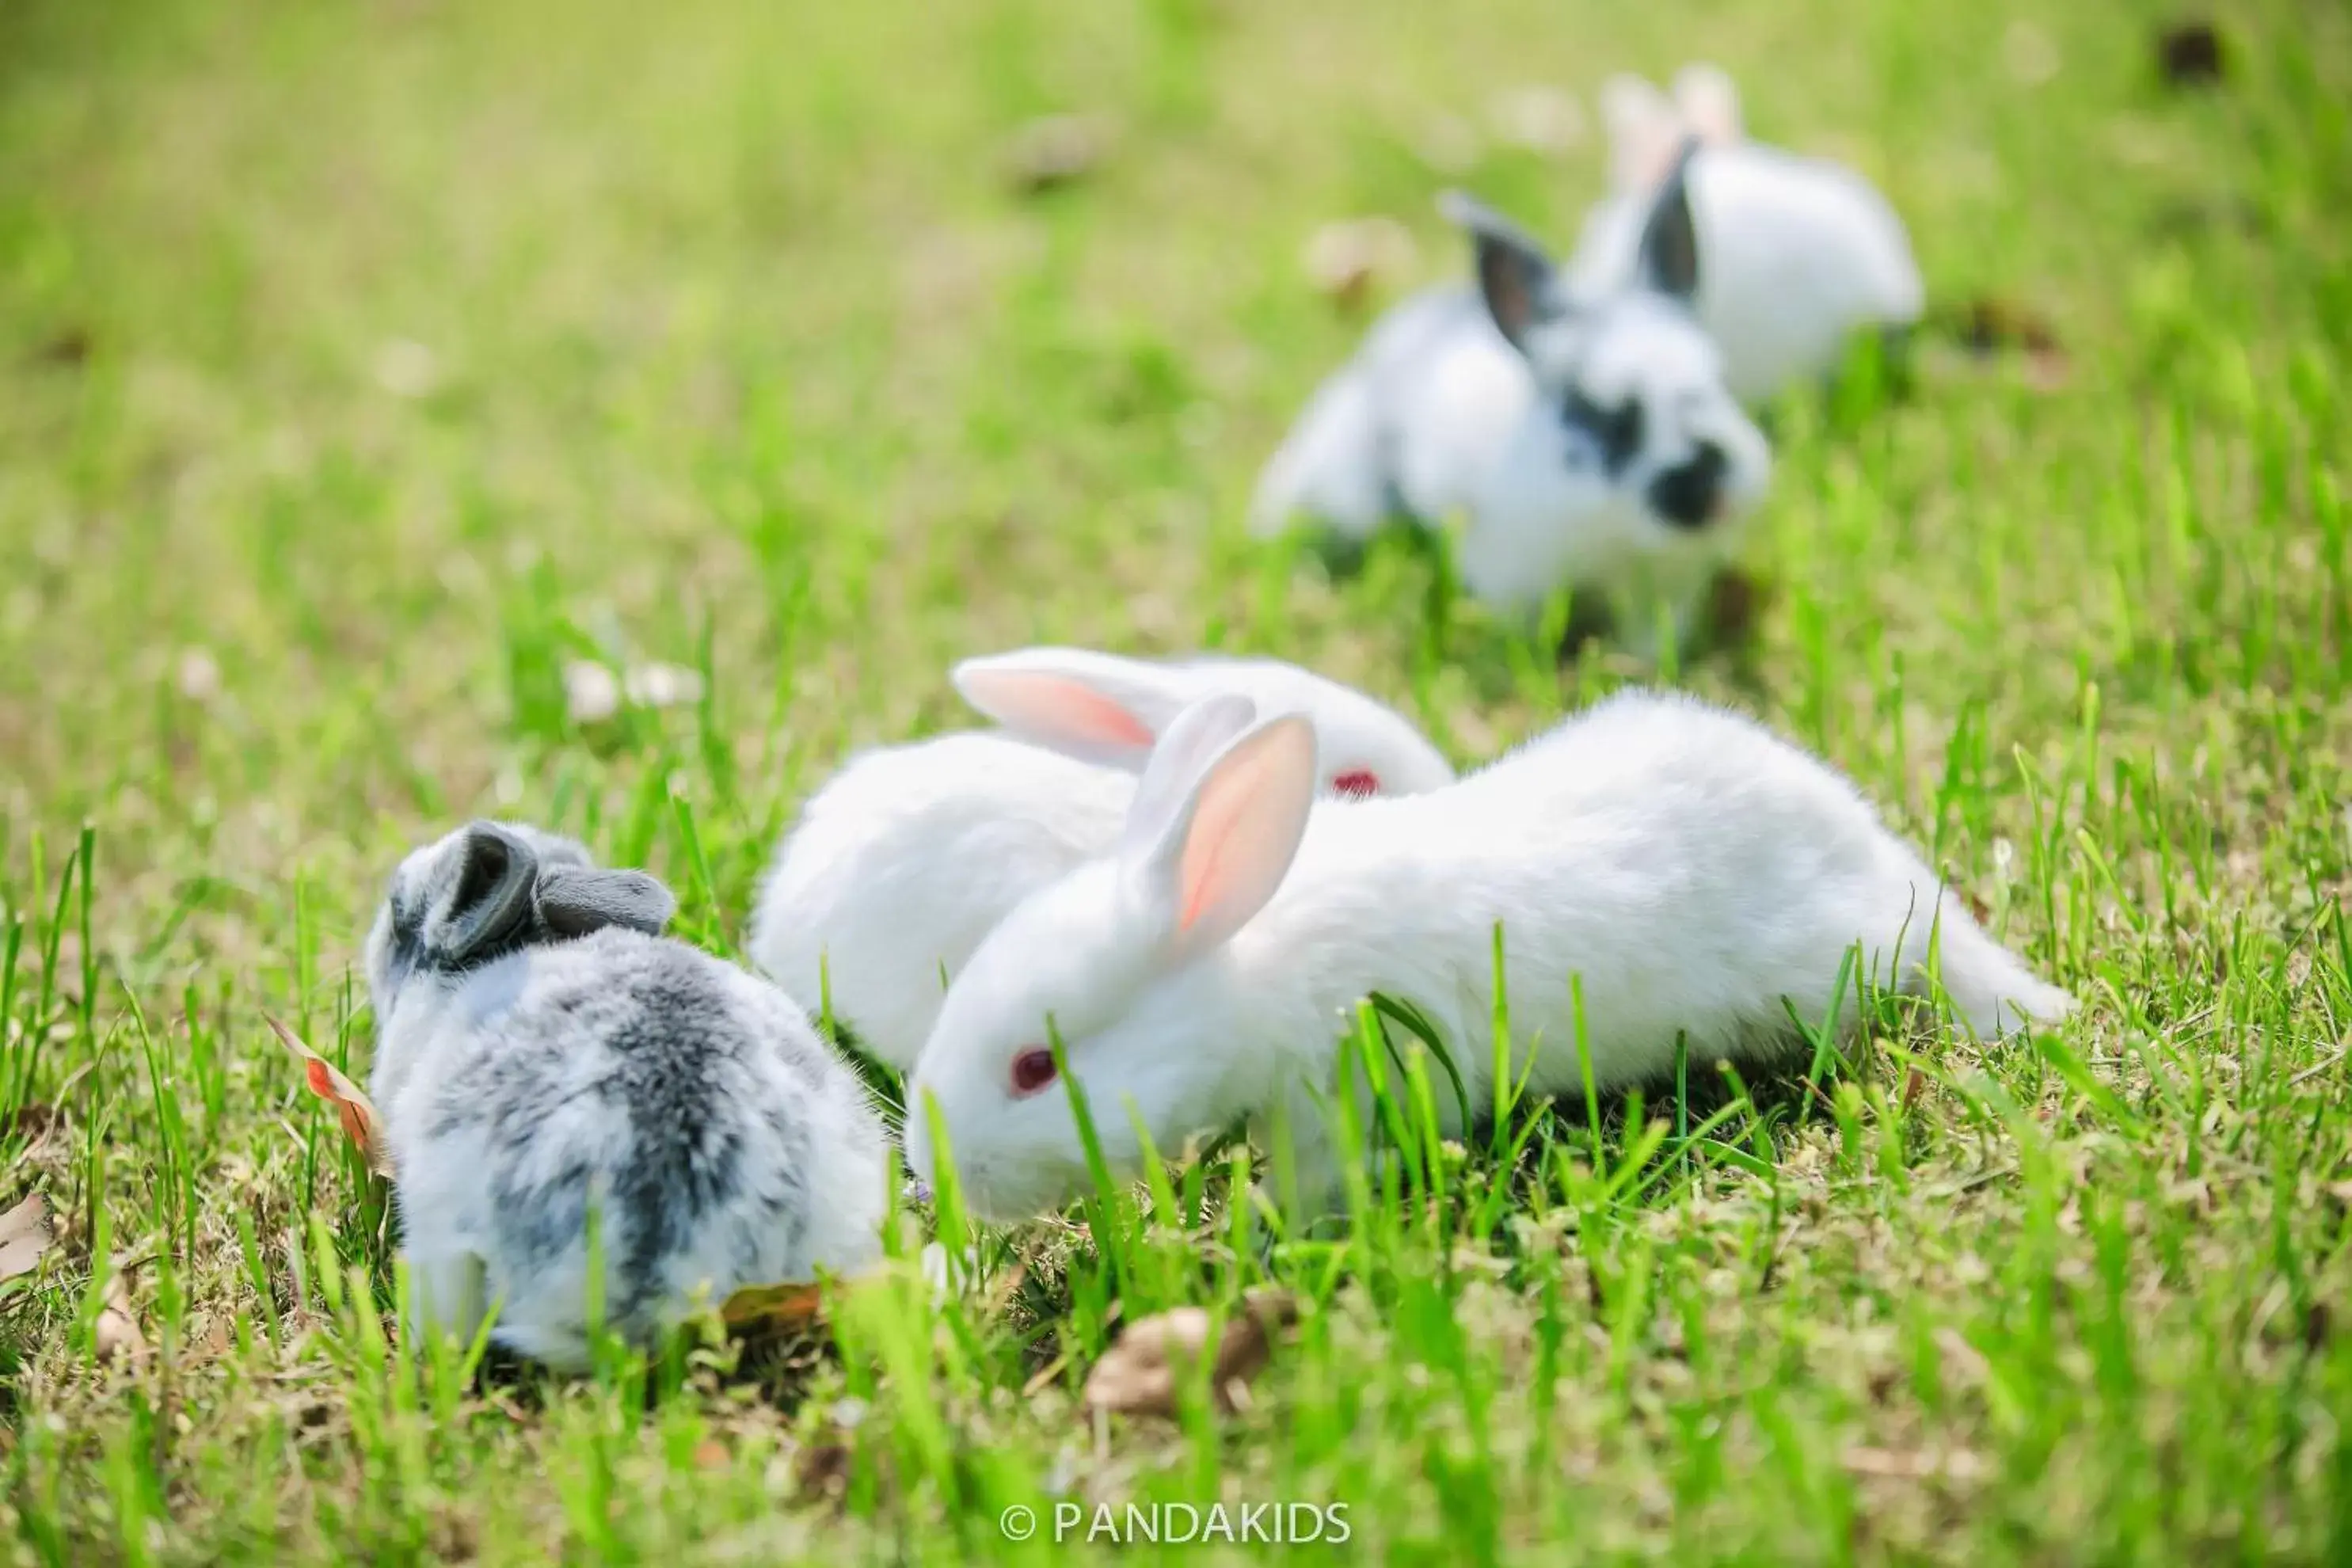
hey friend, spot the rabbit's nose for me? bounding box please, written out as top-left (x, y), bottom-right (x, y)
top-left (1646, 441), bottom-right (1727, 530)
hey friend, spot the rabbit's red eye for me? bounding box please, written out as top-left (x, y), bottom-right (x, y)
top-left (1331, 770), bottom-right (1380, 799)
top-left (1010, 1047), bottom-right (1058, 1098)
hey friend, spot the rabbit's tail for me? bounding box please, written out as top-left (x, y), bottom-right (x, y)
top-left (1915, 892), bottom-right (2073, 1039)
top-left (1248, 367), bottom-right (1390, 540)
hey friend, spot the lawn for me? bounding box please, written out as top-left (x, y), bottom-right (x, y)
top-left (2, 0), bottom-right (2349, 1560)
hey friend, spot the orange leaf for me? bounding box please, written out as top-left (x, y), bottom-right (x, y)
top-left (717, 1280), bottom-right (828, 1338)
top-left (268, 1015), bottom-right (394, 1179)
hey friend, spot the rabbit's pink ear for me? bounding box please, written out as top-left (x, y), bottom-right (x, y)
top-left (952, 648), bottom-right (1181, 767)
top-left (1599, 74), bottom-right (1683, 192)
top-left (1130, 713), bottom-right (1318, 957)
top-left (1671, 63), bottom-right (1742, 147)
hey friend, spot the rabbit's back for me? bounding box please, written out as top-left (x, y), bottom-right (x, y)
top-left (394, 931), bottom-right (887, 1364)
top-left (748, 733), bottom-right (1133, 1065)
top-left (1241, 695), bottom-right (1939, 1081)
top-left (1251, 287), bottom-right (1512, 538)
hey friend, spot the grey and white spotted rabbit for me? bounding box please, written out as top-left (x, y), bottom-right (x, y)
top-left (363, 820), bottom-right (889, 1370)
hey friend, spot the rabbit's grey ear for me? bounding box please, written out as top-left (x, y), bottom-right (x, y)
top-left (533, 866), bottom-right (676, 939)
top-left (1637, 140), bottom-right (1703, 303)
top-left (1439, 189), bottom-right (1568, 352)
top-left (427, 821), bottom-right (540, 965)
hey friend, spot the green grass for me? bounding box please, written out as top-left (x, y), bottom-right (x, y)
top-left (3, 0), bottom-right (2350, 1559)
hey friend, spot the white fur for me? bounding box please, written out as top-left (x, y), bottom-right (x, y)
top-left (1251, 184), bottom-right (1771, 655)
top-left (746, 648), bottom-right (1454, 1071)
top-left (906, 692), bottom-right (2073, 1222)
top-left (1572, 65), bottom-right (1924, 406)
top-left (366, 823), bottom-right (889, 1369)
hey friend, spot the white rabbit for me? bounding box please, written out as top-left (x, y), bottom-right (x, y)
top-left (365, 820), bottom-right (889, 1369)
top-left (745, 646), bottom-right (1454, 1074)
top-left (1250, 158), bottom-right (1772, 656)
top-left (905, 691), bottom-right (2072, 1222)
top-left (1569, 63), bottom-right (1924, 407)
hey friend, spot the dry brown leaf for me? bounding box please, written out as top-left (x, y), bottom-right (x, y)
top-left (1954, 296), bottom-right (2063, 357)
top-left (96, 1276), bottom-right (147, 1364)
top-left (717, 1280), bottom-right (827, 1341)
top-left (794, 1440), bottom-right (854, 1498)
top-left (1702, 566), bottom-right (1772, 645)
top-left (1081, 1291), bottom-right (1298, 1418)
top-left (267, 1015), bottom-right (395, 1178)
top-left (0, 1193), bottom-right (55, 1284)
top-left (2158, 21), bottom-right (2225, 86)
top-left (1302, 218), bottom-right (1417, 313)
top-left (691, 1438), bottom-right (731, 1471)
top-left (1004, 115), bottom-right (1109, 194)
top-left (33, 326), bottom-right (92, 367)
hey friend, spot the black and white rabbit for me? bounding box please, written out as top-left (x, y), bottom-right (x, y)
top-left (364, 820), bottom-right (889, 1369)
top-left (1250, 153), bottom-right (1772, 656)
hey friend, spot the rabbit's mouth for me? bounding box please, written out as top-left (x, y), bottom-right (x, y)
top-left (1646, 442), bottom-right (1731, 530)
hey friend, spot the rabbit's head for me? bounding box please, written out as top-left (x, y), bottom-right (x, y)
top-left (952, 645), bottom-right (1452, 797)
top-left (907, 697), bottom-right (1323, 1221)
top-left (1444, 150), bottom-right (1769, 542)
top-left (366, 820), bottom-right (677, 1013)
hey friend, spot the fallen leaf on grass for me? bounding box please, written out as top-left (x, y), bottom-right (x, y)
top-left (717, 1281), bottom-right (828, 1341)
top-left (1302, 218), bottom-right (1418, 313)
top-left (793, 1440), bottom-right (855, 1498)
top-left (1081, 1291), bottom-right (1298, 1418)
top-left (1004, 115), bottom-right (1110, 194)
top-left (1947, 296), bottom-right (2071, 391)
top-left (1701, 566), bottom-right (1772, 645)
top-left (267, 1015), bottom-right (395, 1178)
top-left (0, 1193), bottom-right (55, 1283)
top-left (2157, 21), bottom-right (2225, 86)
top-left (33, 326), bottom-right (93, 367)
top-left (96, 1276), bottom-right (147, 1364)
top-left (1954, 296), bottom-right (2063, 358)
